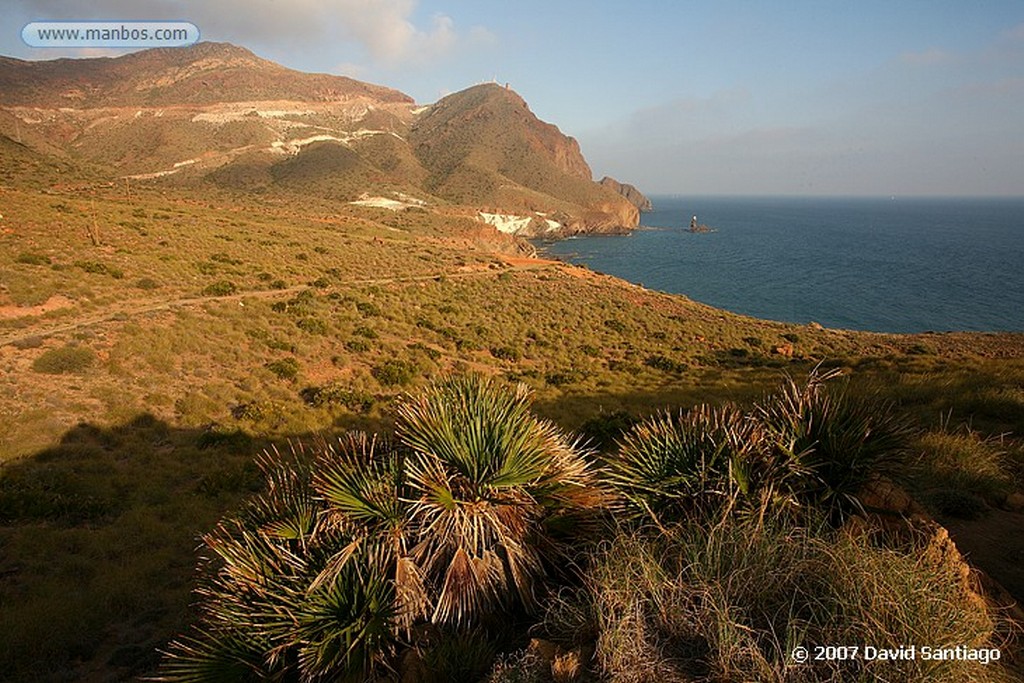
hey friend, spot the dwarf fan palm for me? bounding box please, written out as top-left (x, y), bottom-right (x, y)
top-left (607, 403), bottom-right (762, 523)
top-left (155, 443), bottom-right (399, 682)
top-left (755, 367), bottom-right (913, 519)
top-left (395, 374), bottom-right (609, 625)
top-left (311, 432), bottom-right (428, 628)
top-left (158, 376), bottom-right (609, 680)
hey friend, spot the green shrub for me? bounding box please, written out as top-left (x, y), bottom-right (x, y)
top-left (407, 342), bottom-right (442, 361)
top-left (579, 410), bottom-right (637, 452)
top-left (11, 335), bottom-right (44, 350)
top-left (135, 277), bottom-right (160, 290)
top-left (353, 325), bottom-right (378, 339)
top-left (74, 260), bottom-right (123, 279)
top-left (202, 280), bottom-right (237, 296)
top-left (603, 319), bottom-right (627, 333)
top-left (296, 317), bottom-right (329, 335)
top-left (265, 357), bottom-right (300, 380)
top-left (209, 252), bottom-right (242, 265)
top-left (31, 345), bottom-right (95, 374)
top-left (299, 384), bottom-right (375, 412)
top-left (15, 252), bottom-right (51, 265)
top-left (345, 339), bottom-right (371, 353)
top-left (356, 301), bottom-right (381, 317)
top-left (231, 402), bottom-right (278, 422)
top-left (643, 354), bottom-right (687, 373)
top-left (544, 370), bottom-right (579, 387)
top-left (371, 359), bottom-right (417, 387)
top-left (195, 427), bottom-right (254, 451)
top-left (490, 345), bottom-right (522, 362)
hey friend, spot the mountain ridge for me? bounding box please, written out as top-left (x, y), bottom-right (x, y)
top-left (0, 42), bottom-right (642, 235)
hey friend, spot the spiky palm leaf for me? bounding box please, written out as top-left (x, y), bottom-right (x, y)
top-left (294, 550), bottom-right (398, 682)
top-left (154, 629), bottom-right (283, 683)
top-left (395, 374), bottom-right (609, 625)
top-left (755, 367), bottom-right (913, 518)
top-left (310, 432), bottom-right (427, 627)
top-left (607, 403), bottom-right (771, 523)
top-left (157, 441), bottom-right (401, 682)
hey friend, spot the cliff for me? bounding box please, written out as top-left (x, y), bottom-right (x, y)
top-left (599, 176), bottom-right (653, 212)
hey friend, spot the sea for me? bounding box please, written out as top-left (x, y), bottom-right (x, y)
top-left (539, 196), bottom-right (1024, 334)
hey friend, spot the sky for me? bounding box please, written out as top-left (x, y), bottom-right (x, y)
top-left (3, 0), bottom-right (1023, 197)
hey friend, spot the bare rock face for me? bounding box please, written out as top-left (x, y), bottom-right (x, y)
top-left (599, 176), bottom-right (653, 212)
top-left (851, 478), bottom-right (1024, 624)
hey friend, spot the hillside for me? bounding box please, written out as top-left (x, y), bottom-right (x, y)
top-left (1, 175), bottom-right (1024, 681)
top-left (411, 84), bottom-right (639, 234)
top-left (0, 44), bottom-right (640, 236)
top-left (0, 42), bottom-right (411, 108)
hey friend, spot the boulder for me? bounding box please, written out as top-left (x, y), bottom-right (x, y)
top-left (772, 343), bottom-right (794, 358)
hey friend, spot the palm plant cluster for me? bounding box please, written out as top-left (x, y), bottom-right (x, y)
top-left (156, 375), bottom-right (610, 681)
top-left (610, 367), bottom-right (913, 525)
top-left (157, 369), bottom-right (914, 681)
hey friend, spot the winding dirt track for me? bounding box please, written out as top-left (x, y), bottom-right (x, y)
top-left (0, 262), bottom-right (558, 348)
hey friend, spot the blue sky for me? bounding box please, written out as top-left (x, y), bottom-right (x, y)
top-left (4, 1), bottom-right (1023, 196)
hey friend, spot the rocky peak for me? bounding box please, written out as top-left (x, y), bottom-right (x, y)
top-left (599, 176), bottom-right (653, 212)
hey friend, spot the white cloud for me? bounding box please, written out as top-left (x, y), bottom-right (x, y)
top-left (12, 0), bottom-right (484, 66)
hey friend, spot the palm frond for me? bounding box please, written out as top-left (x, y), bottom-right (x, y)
top-left (151, 629), bottom-right (278, 682)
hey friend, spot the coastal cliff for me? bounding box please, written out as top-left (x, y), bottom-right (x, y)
top-left (599, 176), bottom-right (653, 212)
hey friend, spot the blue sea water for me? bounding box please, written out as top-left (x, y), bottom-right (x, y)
top-left (540, 196), bottom-right (1024, 333)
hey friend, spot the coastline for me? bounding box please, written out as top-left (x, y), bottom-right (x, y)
top-left (541, 195), bottom-right (1024, 335)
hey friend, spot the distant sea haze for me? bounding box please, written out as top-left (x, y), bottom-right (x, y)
top-left (541, 196), bottom-right (1024, 334)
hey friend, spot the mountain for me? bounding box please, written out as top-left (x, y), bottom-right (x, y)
top-left (599, 176), bottom-right (653, 212)
top-left (0, 42), bottom-right (410, 108)
top-left (0, 42), bottom-right (642, 236)
top-left (410, 84), bottom-right (638, 234)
